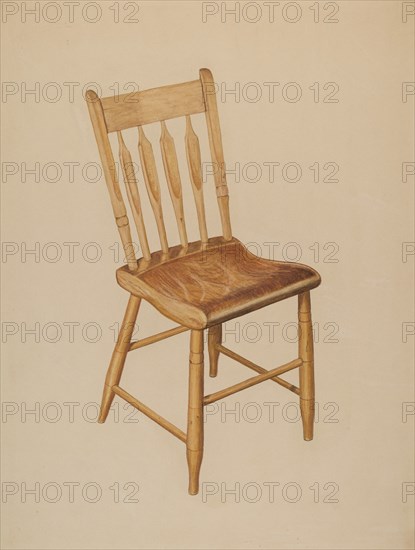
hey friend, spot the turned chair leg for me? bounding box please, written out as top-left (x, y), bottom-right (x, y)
top-left (98, 294), bottom-right (141, 423)
top-left (298, 291), bottom-right (315, 441)
top-left (186, 329), bottom-right (204, 495)
top-left (208, 324), bottom-right (222, 378)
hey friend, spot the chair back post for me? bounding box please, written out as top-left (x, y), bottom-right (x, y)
top-left (86, 90), bottom-right (137, 271)
top-left (199, 69), bottom-right (232, 241)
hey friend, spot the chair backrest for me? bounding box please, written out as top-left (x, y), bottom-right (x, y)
top-left (86, 68), bottom-right (232, 271)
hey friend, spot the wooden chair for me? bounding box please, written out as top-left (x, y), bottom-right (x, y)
top-left (85, 69), bottom-right (321, 495)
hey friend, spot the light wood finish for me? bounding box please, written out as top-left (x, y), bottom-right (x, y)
top-left (217, 344), bottom-right (300, 395)
top-left (129, 325), bottom-right (189, 351)
top-left (187, 330), bottom-right (204, 495)
top-left (208, 324), bottom-right (221, 377)
top-left (86, 69), bottom-right (322, 495)
top-left (199, 69), bottom-right (232, 241)
top-left (101, 80), bottom-right (205, 132)
top-left (138, 126), bottom-right (169, 254)
top-left (160, 121), bottom-right (188, 248)
top-left (185, 115), bottom-right (209, 243)
top-left (204, 359), bottom-right (302, 405)
top-left (298, 292), bottom-right (315, 441)
top-left (113, 385), bottom-right (186, 443)
top-left (117, 131), bottom-right (151, 261)
top-left (86, 90), bottom-right (137, 271)
top-left (98, 295), bottom-right (141, 423)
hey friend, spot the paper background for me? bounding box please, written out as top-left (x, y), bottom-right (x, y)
top-left (1, 1), bottom-right (414, 548)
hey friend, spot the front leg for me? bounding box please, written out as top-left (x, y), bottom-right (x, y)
top-left (98, 295), bottom-right (141, 423)
top-left (186, 329), bottom-right (204, 495)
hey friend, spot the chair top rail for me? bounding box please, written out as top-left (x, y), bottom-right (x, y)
top-left (101, 79), bottom-right (206, 132)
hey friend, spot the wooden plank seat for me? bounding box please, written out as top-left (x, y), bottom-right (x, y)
top-left (117, 237), bottom-right (321, 329)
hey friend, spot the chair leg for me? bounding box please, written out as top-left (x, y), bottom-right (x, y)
top-left (208, 324), bottom-right (222, 378)
top-left (298, 291), bottom-right (315, 441)
top-left (186, 329), bottom-right (204, 495)
top-left (98, 294), bottom-right (141, 424)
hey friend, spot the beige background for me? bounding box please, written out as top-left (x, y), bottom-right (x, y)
top-left (1, 1), bottom-right (414, 548)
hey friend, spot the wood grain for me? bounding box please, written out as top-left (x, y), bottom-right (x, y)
top-left (185, 115), bottom-right (209, 244)
top-left (86, 90), bottom-right (137, 271)
top-left (203, 358), bottom-right (302, 405)
top-left (199, 68), bottom-right (232, 241)
top-left (138, 126), bottom-right (169, 254)
top-left (117, 131), bottom-right (151, 261)
top-left (117, 238), bottom-right (321, 329)
top-left (98, 295), bottom-right (141, 423)
top-left (217, 344), bottom-right (300, 395)
top-left (187, 330), bottom-right (204, 495)
top-left (113, 385), bottom-right (186, 443)
top-left (298, 291), bottom-right (315, 441)
top-left (208, 324), bottom-right (221, 377)
top-left (129, 325), bottom-right (189, 351)
top-left (101, 80), bottom-right (205, 132)
top-left (160, 121), bottom-right (188, 247)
